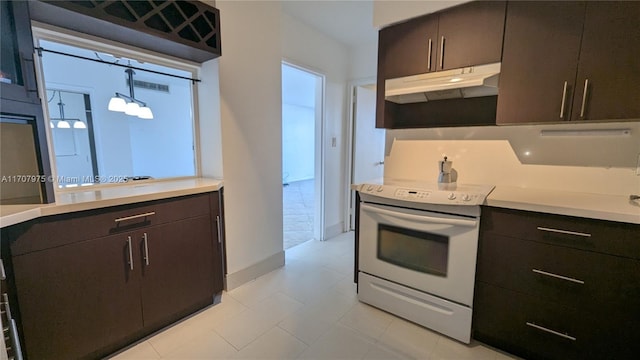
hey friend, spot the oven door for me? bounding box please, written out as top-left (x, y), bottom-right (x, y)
top-left (359, 202), bottom-right (479, 306)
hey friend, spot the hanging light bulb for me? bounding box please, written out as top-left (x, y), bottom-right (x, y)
top-left (73, 120), bottom-right (87, 129)
top-left (50, 121), bottom-right (55, 128)
top-left (57, 120), bottom-right (71, 129)
top-left (138, 106), bottom-right (154, 119)
top-left (108, 94), bottom-right (127, 112)
top-left (124, 101), bottom-right (141, 116)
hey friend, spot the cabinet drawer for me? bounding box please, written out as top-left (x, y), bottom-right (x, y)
top-left (9, 193), bottom-right (213, 255)
top-left (480, 206), bottom-right (640, 259)
top-left (477, 234), bottom-right (640, 307)
top-left (473, 282), bottom-right (640, 360)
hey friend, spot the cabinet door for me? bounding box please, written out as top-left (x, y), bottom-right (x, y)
top-left (139, 215), bottom-right (216, 330)
top-left (496, 1), bottom-right (585, 124)
top-left (436, 1), bottom-right (506, 71)
top-left (12, 234), bottom-right (143, 360)
top-left (570, 2), bottom-right (640, 121)
top-left (0, 0), bottom-right (40, 104)
top-left (378, 14), bottom-right (439, 80)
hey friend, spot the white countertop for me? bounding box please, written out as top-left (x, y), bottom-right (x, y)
top-left (353, 180), bottom-right (640, 224)
top-left (486, 186), bottom-right (640, 225)
top-left (0, 178), bottom-right (223, 228)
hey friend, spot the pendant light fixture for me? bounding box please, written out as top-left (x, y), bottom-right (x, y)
top-left (51, 91), bottom-right (87, 129)
top-left (108, 68), bottom-right (154, 119)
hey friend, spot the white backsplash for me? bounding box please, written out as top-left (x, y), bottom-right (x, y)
top-left (384, 122), bottom-right (640, 196)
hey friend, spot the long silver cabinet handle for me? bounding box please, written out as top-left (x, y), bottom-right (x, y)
top-left (580, 78), bottom-right (589, 118)
top-left (532, 269), bottom-right (585, 285)
top-left (9, 319), bottom-right (24, 360)
top-left (526, 322), bottom-right (576, 341)
top-left (537, 226), bottom-right (591, 238)
top-left (216, 215), bottom-right (222, 244)
top-left (559, 81), bottom-right (568, 119)
top-left (439, 36), bottom-right (445, 69)
top-left (115, 211), bottom-right (156, 223)
top-left (427, 38), bottom-right (433, 70)
top-left (143, 233), bottom-right (150, 266)
top-left (0, 259), bottom-right (5, 281)
top-left (127, 236), bottom-right (134, 270)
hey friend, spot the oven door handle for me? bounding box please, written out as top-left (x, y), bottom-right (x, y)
top-left (361, 203), bottom-right (477, 227)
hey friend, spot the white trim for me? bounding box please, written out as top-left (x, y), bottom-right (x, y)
top-left (281, 60), bottom-right (327, 241)
top-left (344, 77), bottom-right (377, 231)
top-left (225, 251), bottom-right (285, 291)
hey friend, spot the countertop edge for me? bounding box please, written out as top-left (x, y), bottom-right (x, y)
top-left (484, 198), bottom-right (640, 225)
top-left (1, 179), bottom-right (223, 228)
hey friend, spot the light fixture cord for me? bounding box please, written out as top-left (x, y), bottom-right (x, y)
top-left (125, 68), bottom-right (136, 100)
top-left (57, 91), bottom-right (65, 119)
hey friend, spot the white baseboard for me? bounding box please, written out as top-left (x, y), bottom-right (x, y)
top-left (225, 251), bottom-right (285, 291)
top-left (324, 221), bottom-right (344, 240)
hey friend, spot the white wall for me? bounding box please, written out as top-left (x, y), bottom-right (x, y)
top-left (216, 0), bottom-right (285, 288)
top-left (281, 11), bottom-right (350, 237)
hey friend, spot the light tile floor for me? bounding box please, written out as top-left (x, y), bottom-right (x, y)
top-left (283, 179), bottom-right (315, 250)
top-left (110, 232), bottom-right (518, 360)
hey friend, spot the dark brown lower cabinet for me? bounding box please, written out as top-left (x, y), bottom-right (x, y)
top-left (140, 216), bottom-right (216, 330)
top-left (4, 192), bottom-right (224, 360)
top-left (12, 232), bottom-right (144, 360)
top-left (474, 206), bottom-right (640, 360)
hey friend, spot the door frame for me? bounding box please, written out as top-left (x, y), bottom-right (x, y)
top-left (281, 59), bottom-right (327, 241)
top-left (344, 77), bottom-right (377, 231)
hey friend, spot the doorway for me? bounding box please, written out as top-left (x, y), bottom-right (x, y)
top-left (281, 62), bottom-right (324, 249)
top-left (346, 81), bottom-right (386, 230)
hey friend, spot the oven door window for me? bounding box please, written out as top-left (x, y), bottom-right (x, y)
top-left (377, 224), bottom-right (449, 277)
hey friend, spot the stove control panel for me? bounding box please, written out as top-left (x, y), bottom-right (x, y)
top-left (357, 183), bottom-right (494, 206)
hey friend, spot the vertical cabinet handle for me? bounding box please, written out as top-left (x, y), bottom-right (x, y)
top-left (580, 79), bottom-right (589, 118)
top-left (559, 81), bottom-right (568, 119)
top-left (439, 36), bottom-right (445, 69)
top-left (427, 38), bottom-right (433, 70)
top-left (127, 236), bottom-right (134, 270)
top-left (143, 232), bottom-right (150, 266)
top-left (0, 259), bottom-right (6, 281)
top-left (216, 215), bottom-right (222, 244)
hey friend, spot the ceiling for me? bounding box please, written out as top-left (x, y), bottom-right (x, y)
top-left (281, 1), bottom-right (460, 48)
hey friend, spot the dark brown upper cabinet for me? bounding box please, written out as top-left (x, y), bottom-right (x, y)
top-left (1, 0), bottom-right (40, 105)
top-left (376, 1), bottom-right (506, 128)
top-left (570, 2), bottom-right (640, 122)
top-left (29, 0), bottom-right (221, 63)
top-left (497, 1), bottom-right (640, 124)
top-left (435, 1), bottom-right (506, 71)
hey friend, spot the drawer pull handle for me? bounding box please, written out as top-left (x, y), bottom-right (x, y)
top-left (526, 322), bottom-right (576, 341)
top-left (532, 269), bottom-right (585, 285)
top-left (537, 227), bottom-right (591, 238)
top-left (439, 36), bottom-right (445, 69)
top-left (127, 236), bottom-right (134, 271)
top-left (559, 81), bottom-right (568, 119)
top-left (115, 211), bottom-right (156, 223)
top-left (143, 233), bottom-right (150, 266)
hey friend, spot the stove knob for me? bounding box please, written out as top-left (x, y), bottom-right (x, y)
top-left (447, 193), bottom-right (457, 200)
top-left (376, 186), bottom-right (384, 192)
top-left (367, 185), bottom-right (374, 191)
top-left (462, 194), bottom-right (472, 202)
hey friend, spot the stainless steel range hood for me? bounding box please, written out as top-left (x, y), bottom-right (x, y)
top-left (385, 63), bottom-right (501, 104)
